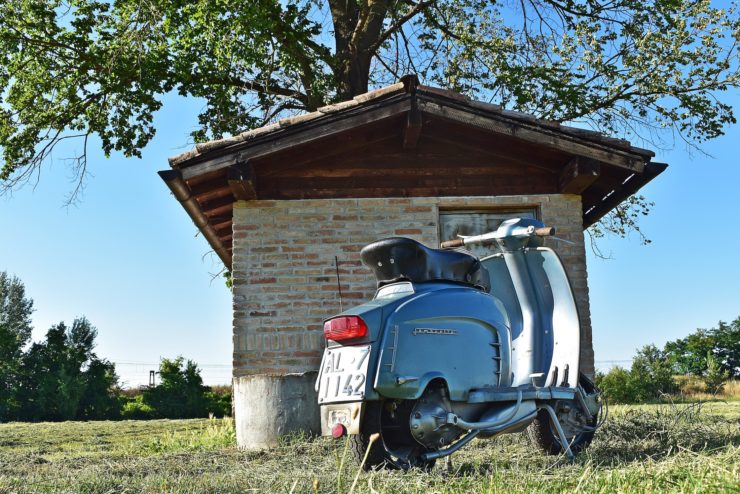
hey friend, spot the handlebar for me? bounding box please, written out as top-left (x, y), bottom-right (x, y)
top-left (440, 225), bottom-right (555, 249)
top-left (534, 227), bottom-right (555, 237)
top-left (440, 238), bottom-right (465, 249)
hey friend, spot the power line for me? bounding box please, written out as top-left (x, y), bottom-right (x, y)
top-left (111, 361), bottom-right (231, 368)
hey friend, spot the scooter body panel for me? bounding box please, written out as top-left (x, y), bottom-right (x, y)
top-left (481, 247), bottom-right (580, 388)
top-left (372, 283), bottom-right (512, 401)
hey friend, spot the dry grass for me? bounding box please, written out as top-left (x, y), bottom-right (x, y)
top-left (0, 404), bottom-right (737, 493)
top-left (674, 377), bottom-right (740, 402)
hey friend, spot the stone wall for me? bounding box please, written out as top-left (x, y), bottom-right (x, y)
top-left (231, 194), bottom-right (594, 379)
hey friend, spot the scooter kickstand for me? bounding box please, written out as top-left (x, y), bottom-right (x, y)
top-left (541, 405), bottom-right (575, 461)
top-left (444, 454), bottom-right (453, 473)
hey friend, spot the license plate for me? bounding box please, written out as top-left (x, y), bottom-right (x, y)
top-left (318, 345), bottom-right (371, 403)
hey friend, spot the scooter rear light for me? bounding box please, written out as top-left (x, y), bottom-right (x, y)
top-left (323, 316), bottom-right (368, 341)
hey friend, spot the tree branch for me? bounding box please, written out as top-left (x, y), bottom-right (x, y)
top-left (368, 0), bottom-right (435, 55)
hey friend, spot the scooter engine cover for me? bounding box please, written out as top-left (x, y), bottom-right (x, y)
top-left (360, 237), bottom-right (490, 292)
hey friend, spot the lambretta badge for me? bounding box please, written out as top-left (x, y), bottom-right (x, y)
top-left (413, 328), bottom-right (457, 336)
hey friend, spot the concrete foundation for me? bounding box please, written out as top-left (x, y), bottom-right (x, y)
top-left (233, 372), bottom-right (320, 449)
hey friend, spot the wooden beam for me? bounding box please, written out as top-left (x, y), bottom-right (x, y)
top-left (227, 163), bottom-right (257, 200)
top-left (258, 117), bottom-right (404, 178)
top-left (419, 100), bottom-right (647, 172)
top-left (583, 162), bottom-right (668, 227)
top-left (559, 157), bottom-right (601, 194)
top-left (180, 98), bottom-right (411, 180)
top-left (403, 97), bottom-right (422, 150)
top-left (200, 195), bottom-right (234, 218)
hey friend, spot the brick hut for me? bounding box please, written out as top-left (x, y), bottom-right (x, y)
top-left (159, 76), bottom-right (666, 448)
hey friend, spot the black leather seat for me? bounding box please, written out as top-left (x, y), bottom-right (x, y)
top-left (360, 237), bottom-right (490, 292)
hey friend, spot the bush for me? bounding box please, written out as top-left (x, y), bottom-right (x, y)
top-left (704, 352), bottom-right (730, 394)
top-left (596, 346), bottom-right (677, 404)
top-left (141, 357), bottom-right (230, 419)
top-left (629, 345), bottom-right (676, 402)
top-left (596, 367), bottom-right (633, 404)
top-left (121, 396), bottom-right (155, 420)
top-left (203, 391), bottom-right (231, 418)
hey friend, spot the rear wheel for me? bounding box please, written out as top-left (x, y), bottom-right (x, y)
top-left (350, 400), bottom-right (436, 471)
top-left (529, 375), bottom-right (600, 455)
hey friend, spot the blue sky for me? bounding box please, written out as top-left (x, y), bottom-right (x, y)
top-left (1, 89), bottom-right (739, 387)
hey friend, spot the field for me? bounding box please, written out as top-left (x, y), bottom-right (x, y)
top-left (0, 402), bottom-right (738, 493)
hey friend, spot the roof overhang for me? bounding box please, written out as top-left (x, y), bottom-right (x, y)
top-left (160, 76), bottom-right (667, 268)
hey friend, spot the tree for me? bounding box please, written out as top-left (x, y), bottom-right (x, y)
top-left (664, 328), bottom-right (716, 376)
top-left (712, 317), bottom-right (740, 377)
top-left (663, 317), bottom-right (740, 378)
top-left (628, 344), bottom-right (676, 402)
top-left (704, 351), bottom-right (730, 394)
top-left (142, 357), bottom-right (221, 418)
top-left (19, 317), bottom-right (120, 421)
top-left (595, 366), bottom-right (632, 404)
top-left (0, 271), bottom-right (34, 420)
top-left (2, 1), bottom-right (739, 238)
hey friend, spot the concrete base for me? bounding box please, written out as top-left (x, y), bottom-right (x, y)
top-left (233, 372), bottom-right (320, 449)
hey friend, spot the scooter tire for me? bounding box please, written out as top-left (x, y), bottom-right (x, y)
top-left (528, 408), bottom-right (596, 456)
top-left (349, 402), bottom-right (392, 471)
top-left (350, 401), bottom-right (436, 471)
top-left (530, 373), bottom-right (599, 456)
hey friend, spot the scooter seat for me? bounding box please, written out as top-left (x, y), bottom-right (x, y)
top-left (360, 237), bottom-right (490, 292)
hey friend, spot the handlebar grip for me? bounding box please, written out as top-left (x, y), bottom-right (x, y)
top-left (441, 238), bottom-right (465, 249)
top-left (534, 227), bottom-right (555, 237)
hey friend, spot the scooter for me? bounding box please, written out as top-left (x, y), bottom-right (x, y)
top-left (316, 218), bottom-right (602, 470)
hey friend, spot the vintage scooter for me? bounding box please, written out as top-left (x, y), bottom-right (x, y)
top-left (316, 218), bottom-right (602, 469)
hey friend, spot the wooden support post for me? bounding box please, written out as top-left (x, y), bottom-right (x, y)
top-left (403, 97), bottom-right (422, 150)
top-left (228, 162), bottom-right (258, 200)
top-left (559, 157), bottom-right (601, 194)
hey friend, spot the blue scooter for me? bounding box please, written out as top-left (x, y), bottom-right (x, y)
top-left (316, 218), bottom-right (602, 469)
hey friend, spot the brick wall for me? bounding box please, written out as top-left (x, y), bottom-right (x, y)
top-left (231, 194), bottom-right (594, 378)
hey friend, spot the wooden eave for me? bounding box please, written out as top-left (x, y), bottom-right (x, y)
top-left (160, 77), bottom-right (666, 268)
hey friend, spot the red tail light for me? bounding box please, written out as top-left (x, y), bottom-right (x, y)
top-left (323, 316), bottom-right (368, 341)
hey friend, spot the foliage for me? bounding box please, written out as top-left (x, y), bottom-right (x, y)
top-left (0, 272), bottom-right (232, 421)
top-left (704, 351), bottom-right (731, 394)
top-left (2, 2), bottom-right (740, 240)
top-left (18, 317), bottom-right (121, 421)
top-left (629, 344), bottom-right (677, 402)
top-left (0, 271), bottom-right (34, 421)
top-left (595, 366), bottom-right (632, 404)
top-left (121, 395), bottom-right (155, 420)
top-left (663, 316), bottom-right (740, 378)
top-left (596, 345), bottom-right (676, 403)
top-left (142, 357), bottom-right (230, 419)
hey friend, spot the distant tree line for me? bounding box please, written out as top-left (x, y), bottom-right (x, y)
top-left (597, 317), bottom-right (739, 404)
top-left (0, 271), bottom-right (230, 422)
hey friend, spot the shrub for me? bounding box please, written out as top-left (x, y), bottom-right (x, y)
top-left (629, 345), bottom-right (677, 402)
top-left (704, 352), bottom-right (730, 394)
top-left (203, 391), bottom-right (231, 418)
top-left (596, 367), bottom-right (633, 404)
top-left (121, 396), bottom-right (155, 420)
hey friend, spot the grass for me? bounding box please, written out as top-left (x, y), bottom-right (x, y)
top-left (0, 403), bottom-right (737, 493)
top-left (674, 377), bottom-right (740, 402)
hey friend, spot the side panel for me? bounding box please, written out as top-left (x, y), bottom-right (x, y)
top-left (481, 255), bottom-right (524, 385)
top-left (525, 247), bottom-right (580, 387)
top-left (482, 248), bottom-right (581, 388)
top-left (373, 287), bottom-right (512, 401)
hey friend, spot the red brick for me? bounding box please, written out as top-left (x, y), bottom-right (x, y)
top-left (249, 277), bottom-right (277, 284)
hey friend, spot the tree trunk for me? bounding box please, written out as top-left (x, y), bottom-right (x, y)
top-left (329, 0), bottom-right (390, 101)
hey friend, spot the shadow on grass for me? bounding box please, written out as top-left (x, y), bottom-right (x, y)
top-left (443, 401), bottom-right (739, 477)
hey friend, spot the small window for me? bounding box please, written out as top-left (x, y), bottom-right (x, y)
top-left (439, 209), bottom-right (538, 257)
